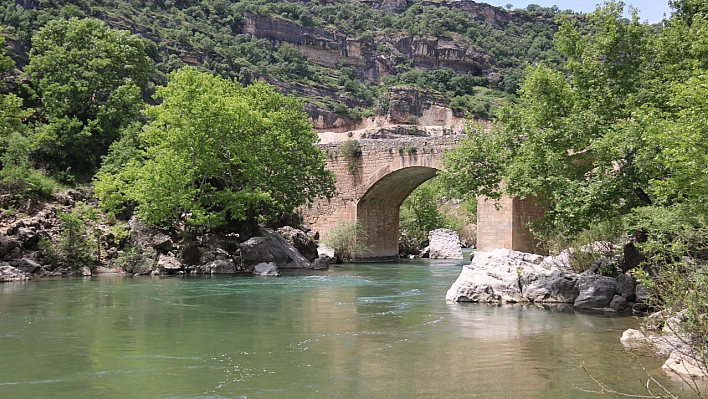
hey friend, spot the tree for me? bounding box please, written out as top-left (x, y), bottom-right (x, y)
top-left (26, 18), bottom-right (152, 181)
top-left (0, 30), bottom-right (53, 200)
top-left (400, 180), bottom-right (445, 243)
top-left (95, 67), bottom-right (336, 231)
top-left (443, 2), bottom-right (660, 235)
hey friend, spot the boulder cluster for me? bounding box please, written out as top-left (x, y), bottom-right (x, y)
top-left (446, 248), bottom-right (645, 312)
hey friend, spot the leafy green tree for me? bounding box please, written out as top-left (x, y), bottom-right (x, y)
top-left (95, 67), bottom-right (335, 231)
top-left (400, 180), bottom-right (446, 242)
top-left (443, 2), bottom-right (660, 235)
top-left (26, 18), bottom-right (152, 181)
top-left (0, 30), bottom-right (54, 200)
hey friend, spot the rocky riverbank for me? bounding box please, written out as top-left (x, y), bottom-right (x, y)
top-left (446, 248), bottom-right (708, 382)
top-left (0, 190), bottom-right (333, 280)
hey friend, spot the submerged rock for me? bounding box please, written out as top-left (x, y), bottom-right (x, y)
top-left (253, 262), bottom-right (279, 277)
top-left (621, 325), bottom-right (708, 380)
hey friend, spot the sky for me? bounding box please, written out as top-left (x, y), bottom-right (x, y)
top-left (493, 1), bottom-right (673, 23)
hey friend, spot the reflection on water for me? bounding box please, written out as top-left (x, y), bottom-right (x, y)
top-left (0, 259), bottom-right (701, 398)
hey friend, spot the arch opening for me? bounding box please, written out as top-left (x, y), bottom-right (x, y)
top-left (356, 166), bottom-right (439, 262)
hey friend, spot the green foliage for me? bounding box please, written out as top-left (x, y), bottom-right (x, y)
top-left (399, 178), bottom-right (471, 245)
top-left (96, 67), bottom-right (335, 230)
top-left (400, 180), bottom-right (445, 244)
top-left (113, 245), bottom-right (155, 274)
top-left (0, 166), bottom-right (55, 200)
top-left (25, 18), bottom-right (152, 181)
top-left (56, 203), bottom-right (96, 271)
top-left (0, 0), bottom-right (570, 132)
top-left (322, 219), bottom-right (369, 263)
top-left (442, 1), bottom-right (708, 371)
top-left (444, 4), bottom-right (661, 236)
top-left (340, 139), bottom-right (361, 174)
top-left (0, 82), bottom-right (55, 200)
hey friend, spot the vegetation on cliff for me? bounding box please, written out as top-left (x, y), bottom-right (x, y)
top-left (0, 0), bottom-right (579, 125)
top-left (443, 0), bottom-right (708, 379)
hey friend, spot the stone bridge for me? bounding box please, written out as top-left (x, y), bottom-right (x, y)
top-left (301, 136), bottom-right (543, 261)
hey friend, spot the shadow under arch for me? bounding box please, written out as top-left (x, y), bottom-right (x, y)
top-left (356, 166), bottom-right (439, 262)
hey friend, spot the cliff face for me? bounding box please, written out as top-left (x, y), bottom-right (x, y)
top-left (243, 12), bottom-right (494, 82)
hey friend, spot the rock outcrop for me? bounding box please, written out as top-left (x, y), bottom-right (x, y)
top-left (277, 226), bottom-right (319, 262)
top-left (0, 265), bottom-right (28, 282)
top-left (446, 249), bottom-right (645, 311)
top-left (428, 228), bottom-right (463, 260)
top-left (621, 314), bottom-right (708, 381)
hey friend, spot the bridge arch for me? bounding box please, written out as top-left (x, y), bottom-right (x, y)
top-left (357, 166), bottom-right (439, 261)
top-left (300, 137), bottom-right (461, 262)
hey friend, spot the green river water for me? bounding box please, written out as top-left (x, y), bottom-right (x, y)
top-left (0, 258), bottom-right (699, 398)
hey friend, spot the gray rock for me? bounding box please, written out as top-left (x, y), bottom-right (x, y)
top-left (446, 249), bottom-right (575, 304)
top-left (54, 192), bottom-right (73, 206)
top-left (317, 245), bottom-right (336, 260)
top-left (310, 257), bottom-right (330, 270)
top-left (253, 262), bottom-right (280, 277)
top-left (157, 254), bottom-right (184, 272)
top-left (9, 258), bottom-right (42, 274)
top-left (181, 241), bottom-right (201, 265)
top-left (523, 272), bottom-right (579, 303)
top-left (419, 246), bottom-right (430, 258)
top-left (615, 273), bottom-right (636, 300)
top-left (81, 266), bottom-right (92, 276)
top-left (278, 227), bottom-right (318, 262)
top-left (574, 275), bottom-right (617, 309)
top-left (620, 242), bottom-right (646, 272)
top-left (260, 228), bottom-right (311, 269)
top-left (0, 237), bottom-right (21, 257)
top-left (0, 265), bottom-right (28, 282)
top-left (635, 283), bottom-right (648, 302)
top-left (428, 228), bottom-right (463, 260)
top-left (632, 302), bottom-right (649, 312)
top-left (610, 294), bottom-right (630, 312)
top-left (206, 259), bottom-right (237, 274)
top-left (240, 237), bottom-right (275, 271)
top-left (199, 233), bottom-right (241, 253)
top-left (17, 227), bottom-right (40, 250)
top-left (128, 217), bottom-right (174, 252)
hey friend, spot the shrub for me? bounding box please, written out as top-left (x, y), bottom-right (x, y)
top-left (541, 219), bottom-right (624, 272)
top-left (340, 139), bottom-right (362, 173)
top-left (57, 208), bottom-right (95, 271)
top-left (322, 220), bottom-right (369, 263)
top-left (0, 167), bottom-right (55, 201)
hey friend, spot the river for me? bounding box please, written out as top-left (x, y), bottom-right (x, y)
top-left (0, 257), bottom-right (698, 398)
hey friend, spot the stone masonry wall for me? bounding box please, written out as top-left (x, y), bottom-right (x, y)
top-left (301, 136), bottom-right (462, 259)
top-left (476, 194), bottom-right (544, 254)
